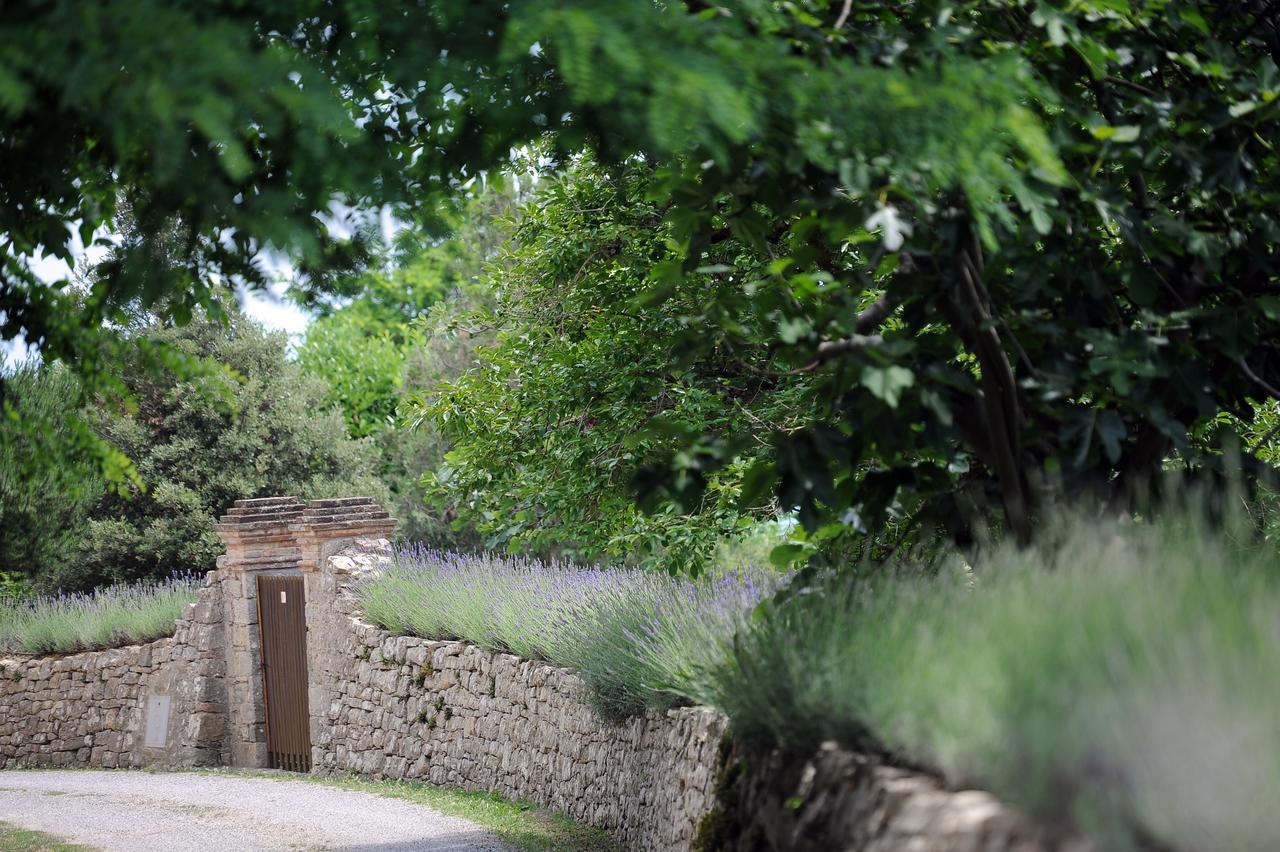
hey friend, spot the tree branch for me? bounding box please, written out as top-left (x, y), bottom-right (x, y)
top-left (815, 333), bottom-right (884, 359)
top-left (854, 293), bottom-right (895, 334)
top-left (833, 0), bottom-right (853, 30)
top-left (1237, 356), bottom-right (1280, 400)
top-left (946, 234), bottom-right (1034, 544)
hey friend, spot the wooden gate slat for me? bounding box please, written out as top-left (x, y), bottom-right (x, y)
top-left (257, 574), bottom-right (311, 772)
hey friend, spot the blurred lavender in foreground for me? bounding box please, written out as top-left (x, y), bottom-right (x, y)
top-left (358, 546), bottom-right (784, 719)
top-left (0, 573), bottom-right (200, 654)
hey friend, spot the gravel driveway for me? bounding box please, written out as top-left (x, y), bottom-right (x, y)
top-left (0, 770), bottom-right (514, 851)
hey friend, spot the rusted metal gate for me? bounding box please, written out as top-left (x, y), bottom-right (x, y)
top-left (256, 574), bottom-right (311, 772)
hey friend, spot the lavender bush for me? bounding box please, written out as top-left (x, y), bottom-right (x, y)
top-left (0, 574), bottom-right (200, 654)
top-left (359, 546), bottom-right (780, 719)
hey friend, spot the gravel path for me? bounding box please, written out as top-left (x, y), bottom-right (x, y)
top-left (0, 770), bottom-right (514, 851)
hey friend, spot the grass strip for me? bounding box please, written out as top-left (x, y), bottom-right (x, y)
top-left (0, 821), bottom-right (95, 852)
top-left (217, 770), bottom-right (619, 852)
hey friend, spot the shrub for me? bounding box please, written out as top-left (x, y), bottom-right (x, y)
top-left (35, 309), bottom-right (388, 592)
top-left (711, 512), bottom-right (1280, 850)
top-left (359, 547), bottom-right (777, 719)
top-left (0, 575), bottom-right (200, 654)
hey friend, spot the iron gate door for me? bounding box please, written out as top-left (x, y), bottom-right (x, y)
top-left (256, 573), bottom-right (311, 771)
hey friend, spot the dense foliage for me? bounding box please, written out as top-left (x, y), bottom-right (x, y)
top-left (0, 362), bottom-right (106, 578)
top-left (418, 161), bottom-right (809, 570)
top-left (1, 309), bottom-right (384, 591)
top-left (548, 1), bottom-right (1280, 552)
top-left (6, 1), bottom-right (1279, 549)
top-left (295, 189), bottom-right (518, 546)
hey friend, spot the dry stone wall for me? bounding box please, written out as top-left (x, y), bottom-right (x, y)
top-left (305, 540), bottom-right (728, 852)
top-left (305, 540), bottom-right (1079, 852)
top-left (711, 742), bottom-right (1086, 852)
top-left (0, 573), bottom-right (226, 770)
top-left (0, 498), bottom-right (1084, 852)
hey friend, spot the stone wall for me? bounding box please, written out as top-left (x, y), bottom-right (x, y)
top-left (0, 497), bottom-right (1083, 852)
top-left (0, 573), bottom-right (226, 770)
top-left (303, 539), bottom-right (1082, 852)
top-left (708, 742), bottom-right (1085, 852)
top-left (304, 539), bottom-right (728, 852)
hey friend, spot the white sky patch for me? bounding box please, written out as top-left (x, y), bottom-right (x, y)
top-left (1, 228), bottom-right (318, 368)
top-left (0, 336), bottom-right (29, 368)
top-left (235, 248), bottom-right (312, 338)
top-left (237, 279), bottom-right (312, 336)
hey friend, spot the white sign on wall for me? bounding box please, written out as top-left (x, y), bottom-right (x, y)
top-left (144, 694), bottom-right (171, 748)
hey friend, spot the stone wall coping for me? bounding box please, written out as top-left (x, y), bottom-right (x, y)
top-left (217, 496), bottom-right (306, 528)
top-left (294, 520), bottom-right (396, 533)
top-left (307, 497), bottom-right (383, 508)
top-left (234, 496), bottom-right (304, 507)
top-left (220, 509), bottom-right (305, 523)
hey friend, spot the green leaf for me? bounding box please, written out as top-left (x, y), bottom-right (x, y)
top-left (1091, 125), bottom-right (1141, 143)
top-left (737, 459), bottom-right (778, 512)
top-left (860, 366), bottom-right (915, 408)
top-left (1074, 40), bottom-right (1109, 79)
top-left (769, 543), bottom-right (807, 568)
top-left (1096, 410), bottom-right (1126, 464)
top-left (778, 316), bottom-right (812, 344)
top-left (1030, 205), bottom-right (1052, 235)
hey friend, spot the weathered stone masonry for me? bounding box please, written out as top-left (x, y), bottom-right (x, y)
top-left (306, 538), bottom-right (728, 852)
top-left (0, 574), bottom-right (225, 769)
top-left (0, 495), bottom-right (1075, 851)
top-left (212, 495), bottom-right (395, 768)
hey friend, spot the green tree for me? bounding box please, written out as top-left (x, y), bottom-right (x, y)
top-left (620, 2), bottom-right (1280, 551)
top-left (6, 0), bottom-right (1279, 551)
top-left (297, 318), bottom-right (409, 440)
top-left (296, 183), bottom-right (524, 437)
top-left (416, 159), bottom-right (808, 571)
top-left (0, 362), bottom-right (105, 578)
top-left (294, 186), bottom-right (521, 546)
top-left (20, 308), bottom-right (385, 591)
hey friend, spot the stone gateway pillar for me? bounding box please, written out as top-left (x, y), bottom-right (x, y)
top-left (214, 495), bottom-right (395, 769)
top-left (290, 498), bottom-right (396, 574)
top-left (214, 497), bottom-right (306, 767)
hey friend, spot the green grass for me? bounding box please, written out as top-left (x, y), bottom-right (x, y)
top-left (231, 771), bottom-right (618, 851)
top-left (0, 575), bottom-right (198, 654)
top-left (711, 509), bottom-right (1280, 851)
top-left (0, 821), bottom-right (94, 851)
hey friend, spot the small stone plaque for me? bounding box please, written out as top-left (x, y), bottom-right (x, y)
top-left (144, 694), bottom-right (171, 748)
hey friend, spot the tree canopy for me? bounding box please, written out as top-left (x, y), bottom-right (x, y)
top-left (3, 307), bottom-right (385, 591)
top-left (418, 159), bottom-right (808, 570)
top-left (4, 0), bottom-right (1279, 553)
top-left (294, 187), bottom-right (517, 547)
